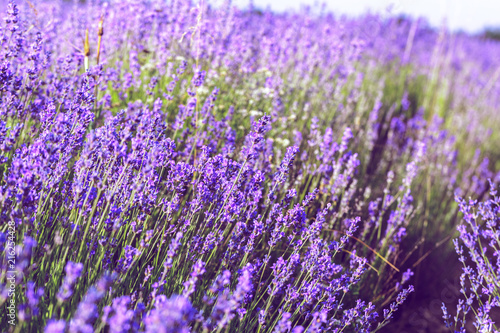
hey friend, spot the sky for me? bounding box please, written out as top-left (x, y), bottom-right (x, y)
top-left (230, 0), bottom-right (500, 33)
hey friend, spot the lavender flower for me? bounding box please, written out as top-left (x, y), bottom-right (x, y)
top-left (57, 262), bottom-right (83, 302)
top-left (145, 295), bottom-right (197, 333)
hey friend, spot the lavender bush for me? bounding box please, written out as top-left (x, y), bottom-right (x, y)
top-left (0, 0), bottom-right (499, 332)
top-left (443, 182), bottom-right (500, 332)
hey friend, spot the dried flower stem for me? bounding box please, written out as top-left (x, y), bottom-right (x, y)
top-left (83, 28), bottom-right (90, 71)
top-left (96, 17), bottom-right (104, 65)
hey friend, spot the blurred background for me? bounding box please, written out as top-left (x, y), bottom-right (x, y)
top-left (231, 0), bottom-right (500, 37)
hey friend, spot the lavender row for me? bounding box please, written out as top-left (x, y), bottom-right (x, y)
top-left (0, 0), bottom-right (499, 332)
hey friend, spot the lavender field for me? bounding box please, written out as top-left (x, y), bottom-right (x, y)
top-left (0, 0), bottom-right (499, 332)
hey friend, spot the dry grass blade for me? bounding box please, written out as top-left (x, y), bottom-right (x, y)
top-left (342, 249), bottom-right (380, 275)
top-left (411, 233), bottom-right (454, 268)
top-left (327, 228), bottom-right (400, 272)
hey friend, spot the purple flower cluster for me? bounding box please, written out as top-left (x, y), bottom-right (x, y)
top-left (443, 182), bottom-right (500, 332)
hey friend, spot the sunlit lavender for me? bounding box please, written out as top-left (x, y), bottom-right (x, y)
top-left (0, 0), bottom-right (499, 332)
